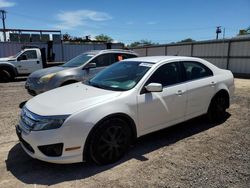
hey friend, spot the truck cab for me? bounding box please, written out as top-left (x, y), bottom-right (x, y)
top-left (0, 47), bottom-right (62, 82)
top-left (10, 48), bottom-right (43, 74)
top-left (0, 48), bottom-right (43, 81)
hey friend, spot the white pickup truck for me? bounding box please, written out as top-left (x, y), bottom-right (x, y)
top-left (0, 47), bottom-right (62, 82)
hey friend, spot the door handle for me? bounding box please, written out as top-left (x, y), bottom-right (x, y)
top-left (176, 90), bottom-right (185, 95)
top-left (210, 81), bottom-right (216, 87)
top-left (17, 65), bottom-right (22, 68)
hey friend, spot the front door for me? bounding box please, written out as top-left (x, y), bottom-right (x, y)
top-left (14, 50), bottom-right (41, 74)
top-left (137, 62), bottom-right (187, 135)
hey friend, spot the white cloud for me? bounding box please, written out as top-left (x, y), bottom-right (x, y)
top-left (54, 10), bottom-right (112, 30)
top-left (126, 21), bottom-right (134, 25)
top-left (0, 0), bottom-right (15, 8)
top-left (147, 21), bottom-right (157, 25)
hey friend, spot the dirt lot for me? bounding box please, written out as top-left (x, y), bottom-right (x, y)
top-left (0, 78), bottom-right (249, 188)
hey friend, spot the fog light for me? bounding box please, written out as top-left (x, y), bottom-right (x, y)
top-left (38, 143), bottom-right (63, 157)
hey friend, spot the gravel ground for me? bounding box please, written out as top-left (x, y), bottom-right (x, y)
top-left (0, 78), bottom-right (249, 188)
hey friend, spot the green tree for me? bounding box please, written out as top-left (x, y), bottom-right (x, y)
top-left (128, 40), bottom-right (157, 48)
top-left (62, 33), bottom-right (72, 41)
top-left (95, 34), bottom-right (113, 42)
top-left (238, 26), bottom-right (250, 36)
top-left (178, 38), bottom-right (195, 43)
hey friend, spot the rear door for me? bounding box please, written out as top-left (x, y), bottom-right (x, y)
top-left (180, 61), bottom-right (215, 119)
top-left (137, 62), bottom-right (187, 134)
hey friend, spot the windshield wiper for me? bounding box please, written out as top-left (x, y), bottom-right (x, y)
top-left (88, 81), bottom-right (103, 89)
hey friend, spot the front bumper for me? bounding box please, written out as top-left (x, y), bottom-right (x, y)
top-left (25, 78), bottom-right (46, 96)
top-left (16, 124), bottom-right (84, 164)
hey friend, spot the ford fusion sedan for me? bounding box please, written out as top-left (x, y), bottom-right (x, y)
top-left (17, 56), bottom-right (234, 165)
top-left (25, 49), bottom-right (138, 95)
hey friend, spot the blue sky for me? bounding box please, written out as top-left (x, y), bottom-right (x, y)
top-left (0, 0), bottom-right (249, 44)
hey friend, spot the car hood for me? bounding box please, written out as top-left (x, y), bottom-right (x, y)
top-left (25, 82), bottom-right (122, 116)
top-left (0, 57), bottom-right (15, 62)
top-left (29, 66), bottom-right (70, 78)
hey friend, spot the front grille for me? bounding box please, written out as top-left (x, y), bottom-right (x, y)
top-left (16, 126), bottom-right (34, 153)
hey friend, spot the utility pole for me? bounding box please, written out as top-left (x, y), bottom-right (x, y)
top-left (216, 26), bottom-right (222, 40)
top-left (0, 10), bottom-right (7, 42)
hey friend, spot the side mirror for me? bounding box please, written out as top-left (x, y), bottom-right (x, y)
top-left (145, 83), bottom-right (163, 92)
top-left (18, 54), bottom-right (28, 61)
top-left (83, 62), bottom-right (96, 69)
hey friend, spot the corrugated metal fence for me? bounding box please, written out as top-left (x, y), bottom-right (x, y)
top-left (0, 42), bottom-right (124, 62)
top-left (132, 37), bottom-right (250, 76)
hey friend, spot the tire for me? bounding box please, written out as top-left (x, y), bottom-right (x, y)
top-left (0, 69), bottom-right (12, 82)
top-left (89, 118), bottom-right (132, 165)
top-left (207, 94), bottom-right (227, 122)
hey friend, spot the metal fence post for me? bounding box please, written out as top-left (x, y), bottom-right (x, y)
top-left (226, 40), bottom-right (231, 70)
top-left (191, 43), bottom-right (194, 57)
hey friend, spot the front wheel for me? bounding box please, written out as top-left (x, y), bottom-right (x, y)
top-left (207, 94), bottom-right (227, 122)
top-left (0, 69), bottom-right (12, 82)
top-left (89, 118), bottom-right (132, 165)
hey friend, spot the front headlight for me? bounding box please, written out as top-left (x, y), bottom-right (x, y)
top-left (39, 73), bottom-right (56, 83)
top-left (32, 116), bottom-right (68, 131)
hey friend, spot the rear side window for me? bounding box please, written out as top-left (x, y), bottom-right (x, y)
top-left (182, 61), bottom-right (213, 81)
top-left (114, 53), bottom-right (137, 62)
top-left (146, 62), bottom-right (181, 87)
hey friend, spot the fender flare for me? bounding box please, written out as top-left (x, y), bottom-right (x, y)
top-left (0, 63), bottom-right (18, 76)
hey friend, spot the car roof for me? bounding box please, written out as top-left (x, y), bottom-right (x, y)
top-left (86, 49), bottom-right (137, 55)
top-left (124, 56), bottom-right (203, 64)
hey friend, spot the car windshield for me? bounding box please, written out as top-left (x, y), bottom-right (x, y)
top-left (62, 53), bottom-right (94, 67)
top-left (12, 51), bottom-right (23, 58)
top-left (88, 61), bottom-right (153, 91)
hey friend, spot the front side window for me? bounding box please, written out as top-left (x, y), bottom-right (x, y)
top-left (146, 62), bottom-right (181, 87)
top-left (88, 61), bottom-right (153, 91)
top-left (21, 50), bottom-right (37, 60)
top-left (90, 54), bottom-right (112, 67)
top-left (62, 53), bottom-right (94, 67)
top-left (182, 61), bottom-right (213, 81)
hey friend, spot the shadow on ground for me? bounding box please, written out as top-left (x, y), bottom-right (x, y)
top-left (5, 113), bottom-right (230, 186)
top-left (14, 77), bottom-right (27, 82)
top-left (0, 77), bottom-right (27, 83)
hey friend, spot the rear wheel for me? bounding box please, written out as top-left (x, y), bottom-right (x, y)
top-left (207, 94), bottom-right (227, 122)
top-left (89, 118), bottom-right (132, 165)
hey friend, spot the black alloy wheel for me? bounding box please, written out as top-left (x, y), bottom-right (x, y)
top-left (207, 94), bottom-right (227, 122)
top-left (89, 118), bottom-right (132, 165)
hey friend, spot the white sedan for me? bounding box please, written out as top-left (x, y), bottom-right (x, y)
top-left (17, 56), bottom-right (234, 165)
